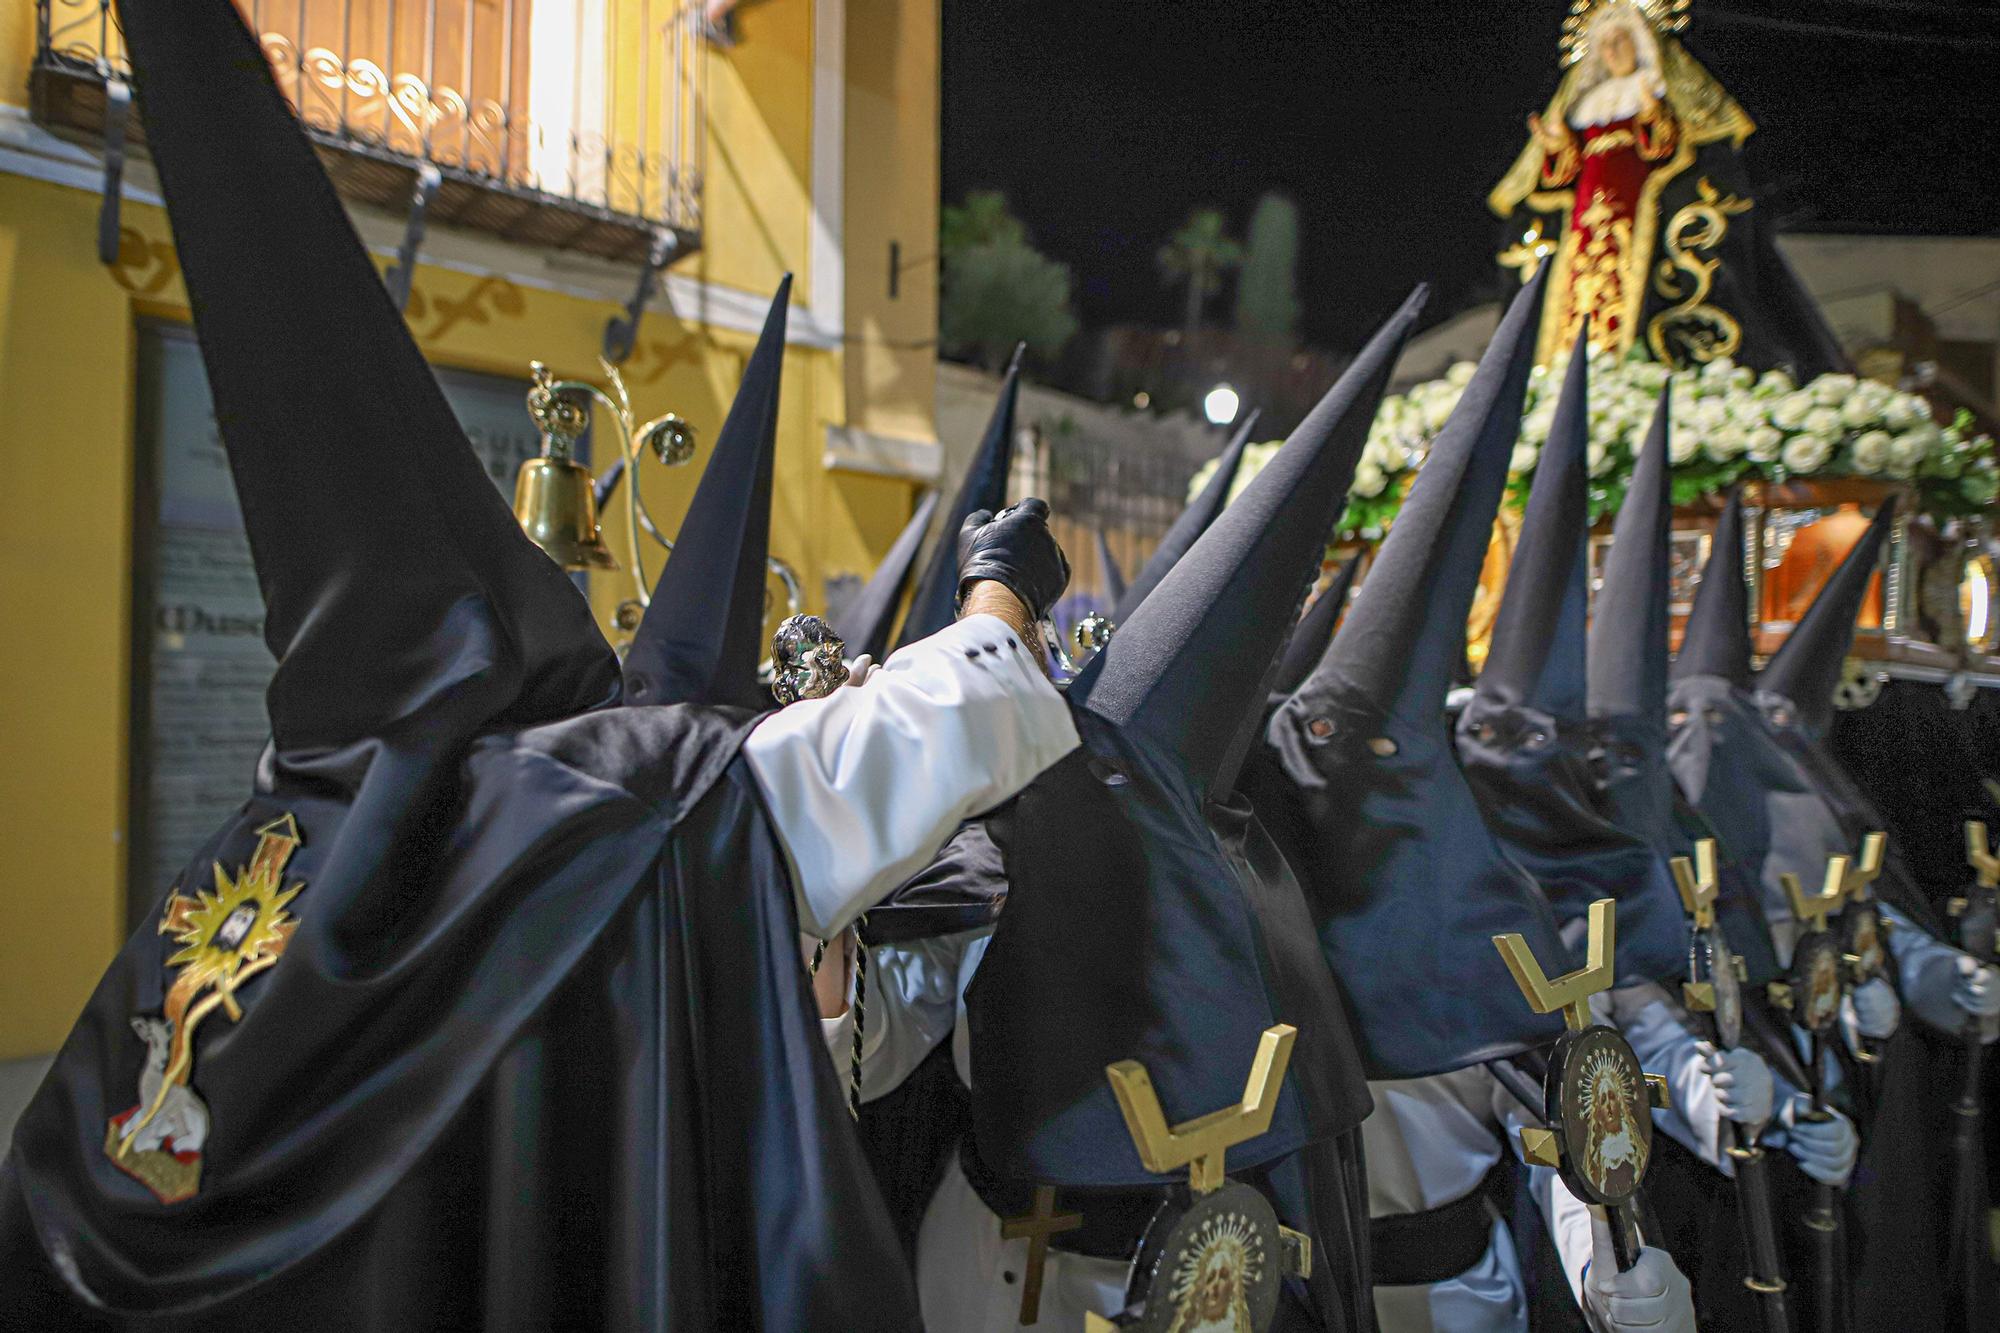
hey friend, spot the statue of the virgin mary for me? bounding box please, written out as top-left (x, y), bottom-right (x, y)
top-left (1491, 0), bottom-right (1846, 378)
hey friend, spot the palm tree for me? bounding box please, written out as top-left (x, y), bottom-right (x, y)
top-left (1157, 208), bottom-right (1244, 338)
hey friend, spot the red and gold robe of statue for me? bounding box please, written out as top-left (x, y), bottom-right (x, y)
top-left (1539, 104), bottom-right (1679, 356)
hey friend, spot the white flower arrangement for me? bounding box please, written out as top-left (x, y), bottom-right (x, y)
top-left (1210, 351), bottom-right (2000, 536)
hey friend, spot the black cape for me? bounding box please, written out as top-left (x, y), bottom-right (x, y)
top-left (0, 707), bottom-right (920, 1331)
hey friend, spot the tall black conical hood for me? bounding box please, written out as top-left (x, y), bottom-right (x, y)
top-left (1476, 328), bottom-right (1590, 719)
top-left (829, 489), bottom-right (939, 662)
top-left (1758, 497), bottom-right (1897, 736)
top-left (1586, 390), bottom-right (1677, 847)
top-left (1069, 287), bottom-right (1427, 790)
top-left (1672, 490), bottom-right (1753, 686)
top-left (119, 0), bottom-right (618, 750)
top-left (1112, 409), bottom-right (1261, 622)
top-left (1250, 266), bottom-right (1568, 1079)
top-left (623, 280), bottom-right (790, 710)
top-left (1096, 530), bottom-right (1128, 606)
top-left (1305, 264), bottom-right (1551, 728)
top-left (895, 349), bottom-right (1022, 648)
top-left (1588, 390), bottom-right (1674, 727)
top-left (1455, 333), bottom-right (1688, 988)
top-left (1271, 552), bottom-right (1363, 700)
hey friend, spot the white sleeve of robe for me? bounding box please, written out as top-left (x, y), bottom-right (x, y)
top-left (742, 614), bottom-right (1077, 939)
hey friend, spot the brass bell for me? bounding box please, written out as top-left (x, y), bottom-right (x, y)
top-left (513, 455), bottom-right (619, 571)
top-left (513, 361), bottom-right (619, 571)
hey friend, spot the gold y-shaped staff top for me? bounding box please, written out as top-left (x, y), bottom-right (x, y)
top-left (1967, 821), bottom-right (2000, 890)
top-left (1493, 898), bottom-right (1617, 1033)
top-left (1841, 833), bottom-right (1886, 905)
top-left (1780, 855), bottom-right (1848, 935)
top-left (1105, 1024), bottom-right (1295, 1196)
top-left (1670, 839), bottom-right (1720, 931)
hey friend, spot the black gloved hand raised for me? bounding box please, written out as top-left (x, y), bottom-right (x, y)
top-left (955, 497), bottom-right (1071, 623)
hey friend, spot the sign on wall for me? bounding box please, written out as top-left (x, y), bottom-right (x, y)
top-left (130, 323), bottom-right (553, 925)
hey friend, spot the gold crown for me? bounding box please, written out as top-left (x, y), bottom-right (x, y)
top-left (1561, 0), bottom-right (1692, 66)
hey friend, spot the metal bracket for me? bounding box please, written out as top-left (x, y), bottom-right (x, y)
top-left (383, 163), bottom-right (443, 314)
top-left (96, 76), bottom-right (134, 266)
top-left (603, 228), bottom-right (682, 364)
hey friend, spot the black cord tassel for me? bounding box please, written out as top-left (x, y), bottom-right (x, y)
top-left (849, 921), bottom-right (867, 1121)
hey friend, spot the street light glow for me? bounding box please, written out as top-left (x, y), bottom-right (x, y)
top-left (1203, 384), bottom-right (1240, 426)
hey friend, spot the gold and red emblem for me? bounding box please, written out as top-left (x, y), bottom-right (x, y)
top-left (105, 814), bottom-right (306, 1204)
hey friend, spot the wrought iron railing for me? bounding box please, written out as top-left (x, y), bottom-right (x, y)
top-left (33, 0), bottom-right (705, 262)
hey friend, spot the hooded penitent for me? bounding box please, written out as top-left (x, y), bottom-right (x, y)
top-left (1667, 492), bottom-right (1854, 952)
top-left (894, 349), bottom-right (1023, 649)
top-left (1586, 398), bottom-right (1781, 983)
top-left (1111, 408), bottom-right (1261, 622)
top-left (1749, 498), bottom-right (1941, 928)
top-left (1246, 266), bottom-right (1571, 1080)
top-left (1454, 339), bottom-right (1687, 983)
top-left (623, 279), bottom-right (790, 710)
top-left (829, 490), bottom-right (941, 665)
top-left (0, 3), bottom-right (917, 1328)
top-left (966, 288), bottom-right (1425, 1333)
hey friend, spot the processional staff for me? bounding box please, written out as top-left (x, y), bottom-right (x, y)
top-left (1492, 898), bottom-right (1669, 1273)
top-left (1078, 1024), bottom-right (1314, 1333)
top-left (1671, 840), bottom-right (1790, 1333)
top-left (1770, 856), bottom-right (1852, 1333)
top-left (1947, 821), bottom-right (2000, 1329)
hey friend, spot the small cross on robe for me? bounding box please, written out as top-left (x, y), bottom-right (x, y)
top-left (999, 1184), bottom-right (1082, 1325)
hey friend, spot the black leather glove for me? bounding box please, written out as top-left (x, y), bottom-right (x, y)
top-left (955, 497), bottom-right (1070, 622)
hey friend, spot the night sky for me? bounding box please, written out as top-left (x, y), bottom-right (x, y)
top-left (941, 1), bottom-right (2000, 351)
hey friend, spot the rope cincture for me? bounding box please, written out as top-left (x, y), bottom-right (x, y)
top-left (850, 918), bottom-right (868, 1121)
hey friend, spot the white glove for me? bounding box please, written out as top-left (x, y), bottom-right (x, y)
top-left (1847, 977), bottom-right (1901, 1040)
top-left (1954, 956), bottom-right (2000, 1021)
top-left (1698, 1040), bottom-right (1773, 1131)
top-left (1580, 1211), bottom-right (1696, 1332)
top-left (1906, 946), bottom-right (2000, 1033)
top-left (1779, 1094), bottom-right (1858, 1188)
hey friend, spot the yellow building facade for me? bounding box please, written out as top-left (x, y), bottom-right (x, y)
top-left (0, 0), bottom-right (941, 1059)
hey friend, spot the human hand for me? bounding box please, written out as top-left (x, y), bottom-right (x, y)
top-left (1779, 1095), bottom-right (1857, 1188)
top-left (1698, 1040), bottom-right (1772, 1130)
top-left (956, 498), bottom-right (1070, 624)
top-left (1580, 1214), bottom-right (1695, 1332)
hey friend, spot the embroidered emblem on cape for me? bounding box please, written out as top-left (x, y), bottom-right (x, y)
top-left (106, 814), bottom-right (305, 1204)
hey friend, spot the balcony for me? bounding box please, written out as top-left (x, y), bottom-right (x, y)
top-left (32, 0), bottom-right (705, 263)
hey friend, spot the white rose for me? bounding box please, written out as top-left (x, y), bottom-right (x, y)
top-left (1782, 434), bottom-right (1834, 474)
top-left (1770, 392), bottom-right (1814, 431)
top-left (1511, 442), bottom-right (1541, 473)
top-left (1745, 427), bottom-right (1783, 462)
top-left (1809, 372), bottom-right (1858, 406)
top-left (1890, 427), bottom-right (1938, 471)
top-left (1755, 369), bottom-right (1795, 398)
top-left (1705, 426), bottom-right (1747, 461)
top-left (1840, 394), bottom-right (1883, 431)
top-left (1701, 356), bottom-right (1737, 383)
top-left (1851, 430), bottom-right (1893, 474)
top-left (1351, 462), bottom-right (1387, 498)
top-left (1802, 406), bottom-right (1844, 438)
top-left (1730, 366), bottom-right (1756, 391)
top-left (1669, 425), bottom-right (1700, 464)
top-left (1693, 397), bottom-right (1730, 430)
top-left (1883, 394), bottom-right (1931, 431)
top-left (1420, 394), bottom-right (1457, 433)
top-left (1446, 360), bottom-right (1477, 387)
top-left (1588, 440), bottom-right (1614, 476)
top-left (1522, 407), bottom-right (1556, 444)
top-left (1632, 362), bottom-right (1672, 393)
